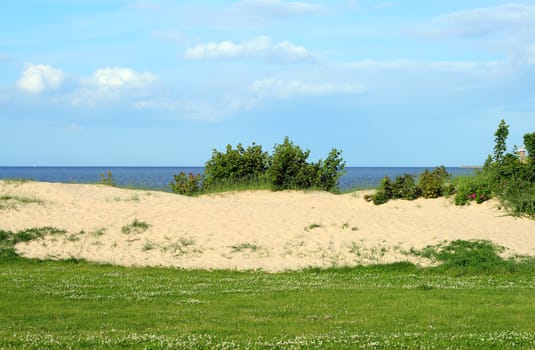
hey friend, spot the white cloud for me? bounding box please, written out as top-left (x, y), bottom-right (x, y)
top-left (89, 67), bottom-right (157, 89)
top-left (17, 64), bottom-right (65, 94)
top-left (251, 78), bottom-right (366, 99)
top-left (185, 36), bottom-right (313, 61)
top-left (71, 67), bottom-right (158, 106)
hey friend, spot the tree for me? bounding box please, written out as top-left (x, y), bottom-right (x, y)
top-left (524, 132), bottom-right (535, 162)
top-left (493, 119), bottom-right (509, 163)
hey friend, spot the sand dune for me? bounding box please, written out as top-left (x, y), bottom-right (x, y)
top-left (2, 180), bottom-right (534, 271)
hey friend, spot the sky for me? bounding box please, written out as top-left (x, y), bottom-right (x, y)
top-left (1, 0), bottom-right (534, 166)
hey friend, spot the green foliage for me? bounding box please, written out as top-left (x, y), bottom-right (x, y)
top-left (524, 132), bottom-right (535, 163)
top-left (0, 227), bottom-right (66, 261)
top-left (269, 137), bottom-right (313, 191)
top-left (498, 180), bottom-right (535, 219)
top-left (0, 195), bottom-right (43, 210)
top-left (1, 257), bottom-right (535, 348)
top-left (316, 148), bottom-right (346, 192)
top-left (121, 219), bottom-right (150, 234)
top-left (99, 171), bottom-right (116, 186)
top-left (170, 172), bottom-right (202, 196)
top-left (392, 174), bottom-right (420, 200)
top-left (268, 137), bottom-right (345, 192)
top-left (453, 171), bottom-right (493, 205)
top-left (412, 240), bottom-right (521, 274)
top-left (371, 189), bottom-right (389, 205)
top-left (203, 142), bottom-right (270, 190)
top-left (373, 176), bottom-right (393, 203)
top-left (171, 138), bottom-right (345, 194)
top-left (493, 119), bottom-right (509, 163)
top-left (465, 120), bottom-right (535, 217)
top-left (418, 166), bottom-right (450, 198)
top-left (372, 167), bottom-right (450, 205)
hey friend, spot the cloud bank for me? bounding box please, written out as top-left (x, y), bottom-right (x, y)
top-left (185, 36), bottom-right (312, 61)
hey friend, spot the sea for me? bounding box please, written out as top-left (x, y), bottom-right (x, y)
top-left (0, 167), bottom-right (476, 192)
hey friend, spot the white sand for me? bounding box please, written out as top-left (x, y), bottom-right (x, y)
top-left (2, 180), bottom-right (534, 271)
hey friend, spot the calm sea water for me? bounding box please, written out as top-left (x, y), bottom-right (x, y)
top-left (0, 167), bottom-right (476, 192)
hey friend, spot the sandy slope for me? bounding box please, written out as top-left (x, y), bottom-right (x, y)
top-left (2, 180), bottom-right (534, 271)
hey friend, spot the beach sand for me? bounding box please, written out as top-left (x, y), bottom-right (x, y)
top-left (2, 180), bottom-right (534, 271)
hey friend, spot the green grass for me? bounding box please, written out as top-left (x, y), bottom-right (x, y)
top-left (1, 229), bottom-right (534, 349)
top-left (121, 219), bottom-right (150, 234)
top-left (0, 259), bottom-right (534, 349)
top-left (198, 177), bottom-right (272, 196)
top-left (230, 242), bottom-right (261, 253)
top-left (0, 227), bottom-right (66, 260)
top-left (305, 223), bottom-right (323, 231)
top-left (0, 195), bottom-right (43, 209)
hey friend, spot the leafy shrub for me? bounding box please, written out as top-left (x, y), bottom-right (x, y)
top-left (269, 137), bottom-right (313, 191)
top-left (372, 189), bottom-right (390, 205)
top-left (371, 167), bottom-right (448, 205)
top-left (171, 138), bottom-right (344, 195)
top-left (453, 172), bottom-right (492, 205)
top-left (418, 166), bottom-right (450, 198)
top-left (498, 179), bottom-right (535, 219)
top-left (392, 174), bottom-right (420, 200)
top-left (465, 120), bottom-right (535, 217)
top-left (316, 148), bottom-right (346, 192)
top-left (170, 172), bottom-right (202, 196)
top-left (203, 142), bottom-right (271, 190)
top-left (269, 137), bottom-right (345, 192)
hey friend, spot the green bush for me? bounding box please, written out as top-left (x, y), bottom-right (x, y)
top-left (203, 142), bottom-right (271, 190)
top-left (268, 137), bottom-right (345, 192)
top-left (170, 172), bottom-right (202, 196)
top-left (498, 179), bottom-right (535, 219)
top-left (453, 171), bottom-right (492, 205)
top-left (316, 148), bottom-right (346, 192)
top-left (269, 137), bottom-right (313, 191)
top-left (371, 167), bottom-right (448, 205)
top-left (392, 174), bottom-right (420, 200)
top-left (372, 189), bottom-right (390, 205)
top-left (419, 166), bottom-right (450, 198)
top-left (171, 138), bottom-right (345, 195)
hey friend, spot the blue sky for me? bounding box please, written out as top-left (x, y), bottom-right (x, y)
top-left (1, 0), bottom-right (534, 166)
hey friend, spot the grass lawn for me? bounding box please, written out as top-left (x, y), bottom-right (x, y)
top-left (1, 228), bottom-right (534, 349)
top-left (1, 255), bottom-right (534, 349)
